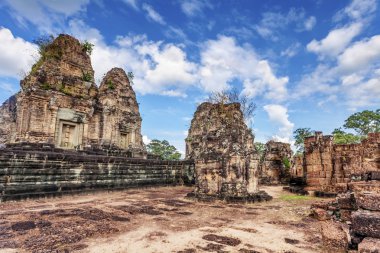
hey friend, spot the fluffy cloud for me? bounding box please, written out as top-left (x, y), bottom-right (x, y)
top-left (337, 35), bottom-right (380, 73)
top-left (0, 28), bottom-right (38, 78)
top-left (263, 104), bottom-right (294, 143)
top-left (307, 22), bottom-right (362, 58)
top-left (3, 0), bottom-right (89, 33)
top-left (69, 20), bottom-right (197, 97)
top-left (142, 135), bottom-right (151, 145)
top-left (199, 36), bottom-right (288, 101)
top-left (180, 0), bottom-right (212, 17)
top-left (142, 4), bottom-right (166, 25)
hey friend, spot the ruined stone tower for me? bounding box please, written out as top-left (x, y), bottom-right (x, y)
top-left (0, 34), bottom-right (146, 157)
top-left (186, 102), bottom-right (271, 201)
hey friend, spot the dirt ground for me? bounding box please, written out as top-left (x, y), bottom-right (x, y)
top-left (0, 186), bottom-right (329, 253)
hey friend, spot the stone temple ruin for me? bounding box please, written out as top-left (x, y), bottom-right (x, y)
top-left (0, 34), bottom-right (145, 157)
top-left (186, 102), bottom-right (271, 201)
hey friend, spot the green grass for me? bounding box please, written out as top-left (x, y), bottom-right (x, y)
top-left (279, 194), bottom-right (315, 201)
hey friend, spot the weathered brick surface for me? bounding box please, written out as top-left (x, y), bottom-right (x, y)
top-left (356, 192), bottom-right (380, 211)
top-left (358, 237), bottom-right (380, 253)
top-left (0, 34), bottom-right (146, 157)
top-left (186, 102), bottom-right (261, 199)
top-left (260, 141), bottom-right (292, 184)
top-left (304, 132), bottom-right (380, 193)
top-left (320, 221), bottom-right (348, 253)
top-left (352, 211), bottom-right (380, 239)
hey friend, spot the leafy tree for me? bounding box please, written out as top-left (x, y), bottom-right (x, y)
top-left (33, 35), bottom-right (55, 57)
top-left (146, 139), bottom-right (182, 160)
top-left (293, 128), bottom-right (314, 152)
top-left (127, 71), bottom-right (134, 84)
top-left (332, 128), bottom-right (361, 144)
top-left (82, 40), bottom-right (94, 55)
top-left (343, 109), bottom-right (380, 135)
top-left (254, 142), bottom-right (265, 158)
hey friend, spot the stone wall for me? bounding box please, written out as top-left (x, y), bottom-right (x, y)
top-left (0, 144), bottom-right (194, 202)
top-left (304, 132), bottom-right (380, 193)
top-left (260, 141), bottom-right (292, 184)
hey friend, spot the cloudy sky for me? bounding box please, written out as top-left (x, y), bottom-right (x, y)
top-left (0, 0), bottom-right (379, 154)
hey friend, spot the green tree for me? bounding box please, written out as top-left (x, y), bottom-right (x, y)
top-left (254, 142), bottom-right (265, 158)
top-left (82, 40), bottom-right (94, 55)
top-left (332, 128), bottom-right (361, 144)
top-left (293, 128), bottom-right (314, 152)
top-left (147, 139), bottom-right (182, 160)
top-left (343, 109), bottom-right (380, 135)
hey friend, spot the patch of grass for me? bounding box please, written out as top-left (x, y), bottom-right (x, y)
top-left (279, 194), bottom-right (314, 201)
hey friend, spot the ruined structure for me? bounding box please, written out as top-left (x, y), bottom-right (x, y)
top-left (260, 141), bottom-right (292, 184)
top-left (304, 132), bottom-right (380, 193)
top-left (186, 102), bottom-right (271, 201)
top-left (0, 34), bottom-right (145, 157)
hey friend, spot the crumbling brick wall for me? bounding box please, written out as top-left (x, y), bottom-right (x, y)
top-left (304, 132), bottom-right (380, 193)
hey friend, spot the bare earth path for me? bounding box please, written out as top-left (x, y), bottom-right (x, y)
top-left (0, 186), bottom-right (327, 253)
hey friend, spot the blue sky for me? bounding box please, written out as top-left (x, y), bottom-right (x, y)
top-left (0, 0), bottom-right (379, 154)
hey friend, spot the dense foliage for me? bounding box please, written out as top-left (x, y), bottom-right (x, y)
top-left (332, 128), bottom-right (361, 144)
top-left (293, 128), bottom-right (314, 152)
top-left (146, 139), bottom-right (182, 160)
top-left (343, 109), bottom-right (380, 135)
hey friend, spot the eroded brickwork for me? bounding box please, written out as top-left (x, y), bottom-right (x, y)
top-left (260, 141), bottom-right (292, 184)
top-left (186, 102), bottom-right (271, 201)
top-left (305, 132), bottom-right (380, 193)
top-left (0, 34), bottom-right (145, 157)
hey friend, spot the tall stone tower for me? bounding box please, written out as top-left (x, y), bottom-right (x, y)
top-left (186, 102), bottom-right (271, 202)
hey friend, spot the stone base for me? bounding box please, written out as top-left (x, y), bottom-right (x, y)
top-left (186, 190), bottom-right (273, 203)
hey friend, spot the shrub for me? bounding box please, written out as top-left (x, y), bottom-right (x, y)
top-left (82, 40), bottom-right (94, 55)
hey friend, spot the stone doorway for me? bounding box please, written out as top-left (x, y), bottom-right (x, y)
top-left (120, 132), bottom-right (131, 149)
top-left (58, 121), bottom-right (79, 148)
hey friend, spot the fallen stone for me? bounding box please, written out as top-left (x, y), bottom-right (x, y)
top-left (355, 192), bottom-right (380, 211)
top-left (349, 181), bottom-right (380, 194)
top-left (358, 237), bottom-right (380, 253)
top-left (337, 193), bottom-right (357, 210)
top-left (311, 208), bottom-right (331, 221)
top-left (320, 221), bottom-right (348, 253)
top-left (352, 211), bottom-right (380, 238)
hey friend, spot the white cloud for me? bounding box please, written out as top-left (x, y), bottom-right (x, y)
top-left (180, 0), bottom-right (212, 17)
top-left (142, 4), bottom-right (166, 25)
top-left (3, 0), bottom-right (89, 33)
top-left (263, 104), bottom-right (294, 144)
top-left (199, 36), bottom-right (288, 101)
top-left (0, 28), bottom-right (38, 78)
top-left (142, 135), bottom-right (151, 145)
top-left (303, 16), bottom-right (316, 31)
top-left (68, 20), bottom-right (198, 97)
top-left (122, 0), bottom-right (139, 10)
top-left (307, 22), bottom-right (362, 58)
top-left (281, 42), bottom-right (301, 58)
top-left (334, 0), bottom-right (377, 22)
top-left (255, 8), bottom-right (315, 40)
top-left (337, 35), bottom-right (380, 73)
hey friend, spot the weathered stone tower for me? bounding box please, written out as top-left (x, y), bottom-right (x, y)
top-left (260, 141), bottom-right (292, 184)
top-left (186, 102), bottom-right (271, 201)
top-left (0, 34), bottom-right (146, 157)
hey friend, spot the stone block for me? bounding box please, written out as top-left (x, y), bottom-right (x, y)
top-left (356, 192), bottom-right (380, 211)
top-left (337, 193), bottom-right (357, 210)
top-left (349, 181), bottom-right (380, 193)
top-left (352, 211), bottom-right (380, 238)
top-left (320, 221), bottom-right (349, 253)
top-left (311, 208), bottom-right (331, 221)
top-left (358, 237), bottom-right (380, 253)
